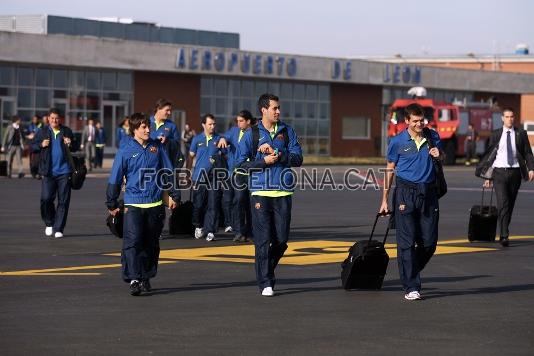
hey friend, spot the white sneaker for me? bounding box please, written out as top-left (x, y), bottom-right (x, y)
top-left (45, 226), bottom-right (53, 236)
top-left (54, 232), bottom-right (64, 238)
top-left (404, 291), bottom-right (422, 300)
top-left (206, 233), bottom-right (216, 242)
top-left (261, 287), bottom-right (274, 297)
top-left (194, 228), bottom-right (203, 239)
top-left (224, 226), bottom-right (233, 233)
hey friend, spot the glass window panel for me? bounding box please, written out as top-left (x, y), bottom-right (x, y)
top-left (241, 80), bottom-right (253, 97)
top-left (201, 97), bottom-right (212, 114)
top-left (35, 89), bottom-right (50, 108)
top-left (0, 66), bottom-right (15, 85)
top-left (318, 85), bottom-right (330, 101)
top-left (102, 92), bottom-right (120, 101)
top-left (307, 102), bottom-right (316, 119)
top-left (86, 112), bottom-right (100, 120)
top-left (293, 118), bottom-right (306, 137)
top-left (0, 87), bottom-right (16, 96)
top-left (86, 92), bottom-right (100, 110)
top-left (281, 83), bottom-right (292, 99)
top-left (17, 88), bottom-right (33, 107)
top-left (117, 72), bottom-right (132, 91)
top-left (268, 81), bottom-right (280, 95)
top-left (214, 79), bottom-right (227, 96)
top-left (18, 68), bottom-right (33, 86)
top-left (306, 137), bottom-right (317, 154)
top-left (243, 98), bottom-right (256, 114)
top-left (201, 77), bottom-right (213, 95)
top-left (254, 81), bottom-right (267, 97)
top-left (284, 118), bottom-right (293, 127)
top-left (53, 69), bottom-right (67, 88)
top-left (306, 120), bottom-right (318, 137)
top-left (54, 90), bottom-right (67, 99)
top-left (231, 98), bottom-right (241, 116)
top-left (70, 90), bottom-right (86, 110)
top-left (306, 85), bottom-right (317, 101)
top-left (86, 71), bottom-right (100, 90)
top-left (318, 120), bottom-right (330, 137)
top-left (69, 71), bottom-right (85, 89)
top-left (342, 117), bottom-right (370, 139)
top-left (215, 98), bottom-right (227, 115)
top-left (281, 101), bottom-right (292, 118)
top-left (293, 84), bottom-right (305, 100)
top-left (18, 110), bottom-right (34, 122)
top-left (35, 69), bottom-right (50, 87)
top-left (318, 138), bottom-right (329, 155)
top-left (119, 93), bottom-right (131, 101)
top-left (230, 80), bottom-right (240, 97)
top-left (102, 72), bottom-right (117, 90)
top-left (319, 103), bottom-right (329, 119)
top-left (294, 102), bottom-right (304, 118)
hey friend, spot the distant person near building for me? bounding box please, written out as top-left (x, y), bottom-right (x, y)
top-left (2, 115), bottom-right (25, 178)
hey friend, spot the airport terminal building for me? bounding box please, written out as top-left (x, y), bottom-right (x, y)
top-left (1, 15), bottom-right (534, 156)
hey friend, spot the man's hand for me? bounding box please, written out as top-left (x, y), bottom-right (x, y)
top-left (528, 170), bottom-right (534, 182)
top-left (0, 147), bottom-right (4, 153)
top-left (168, 199), bottom-right (178, 210)
top-left (264, 152), bottom-right (279, 165)
top-left (217, 138), bottom-right (228, 148)
top-left (42, 139), bottom-right (50, 148)
top-left (63, 137), bottom-right (71, 146)
top-left (379, 201), bottom-right (390, 214)
top-left (109, 208), bottom-right (120, 216)
top-left (429, 147), bottom-right (440, 158)
top-left (483, 179), bottom-right (493, 188)
top-left (258, 143), bottom-right (274, 154)
top-left (158, 135), bottom-right (166, 144)
top-left (80, 144), bottom-right (84, 149)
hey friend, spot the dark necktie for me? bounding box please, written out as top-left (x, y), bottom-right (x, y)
top-left (506, 131), bottom-right (514, 167)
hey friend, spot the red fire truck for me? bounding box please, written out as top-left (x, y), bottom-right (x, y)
top-left (386, 94), bottom-right (496, 165)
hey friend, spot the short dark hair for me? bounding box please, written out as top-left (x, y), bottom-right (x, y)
top-left (201, 113), bottom-right (215, 124)
top-left (257, 93), bottom-right (279, 114)
top-left (49, 108), bottom-right (61, 116)
top-left (118, 116), bottom-right (129, 127)
top-left (404, 103), bottom-right (425, 119)
top-left (237, 110), bottom-right (254, 121)
top-left (11, 115), bottom-right (21, 123)
top-left (502, 107), bottom-right (515, 115)
top-left (129, 112), bottom-right (150, 135)
top-left (154, 98), bottom-right (173, 114)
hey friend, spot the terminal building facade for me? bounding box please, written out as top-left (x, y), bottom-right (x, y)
top-left (1, 15), bottom-right (534, 156)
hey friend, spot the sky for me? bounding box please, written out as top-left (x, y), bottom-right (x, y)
top-left (1, 0), bottom-right (532, 58)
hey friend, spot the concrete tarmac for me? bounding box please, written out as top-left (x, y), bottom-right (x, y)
top-left (1, 165), bottom-right (533, 355)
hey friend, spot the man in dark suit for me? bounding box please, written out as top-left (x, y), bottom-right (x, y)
top-left (476, 107), bottom-right (534, 247)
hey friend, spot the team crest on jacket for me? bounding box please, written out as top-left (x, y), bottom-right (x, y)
top-left (149, 146), bottom-right (157, 153)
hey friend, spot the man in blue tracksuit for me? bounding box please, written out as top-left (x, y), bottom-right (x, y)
top-left (379, 103), bottom-right (442, 301)
top-left (116, 117), bottom-right (130, 148)
top-left (150, 99), bottom-right (184, 169)
top-left (106, 113), bottom-right (180, 296)
top-left (224, 110), bottom-right (255, 242)
top-left (236, 93), bottom-right (303, 297)
top-left (32, 108), bottom-right (74, 238)
top-left (189, 114), bottom-right (227, 242)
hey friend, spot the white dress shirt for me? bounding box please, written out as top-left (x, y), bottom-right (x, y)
top-left (492, 127), bottom-right (520, 168)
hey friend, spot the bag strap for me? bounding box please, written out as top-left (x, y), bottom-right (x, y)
top-left (251, 125), bottom-right (290, 158)
top-left (369, 212), bottom-right (393, 245)
top-left (480, 186), bottom-right (494, 208)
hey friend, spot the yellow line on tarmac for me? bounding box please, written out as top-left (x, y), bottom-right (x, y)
top-left (1, 236), bottom-right (533, 276)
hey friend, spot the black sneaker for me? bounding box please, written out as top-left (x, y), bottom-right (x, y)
top-left (141, 279), bottom-right (151, 292)
top-left (130, 280), bottom-right (142, 296)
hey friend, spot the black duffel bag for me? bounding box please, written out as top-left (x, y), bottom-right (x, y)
top-left (65, 150), bottom-right (87, 190)
top-left (423, 128), bottom-right (447, 199)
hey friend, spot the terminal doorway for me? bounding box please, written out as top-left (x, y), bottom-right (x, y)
top-left (103, 101), bottom-right (129, 151)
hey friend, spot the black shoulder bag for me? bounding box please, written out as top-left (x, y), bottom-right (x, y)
top-left (423, 128), bottom-right (447, 199)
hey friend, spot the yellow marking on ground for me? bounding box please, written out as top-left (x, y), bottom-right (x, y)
top-left (2, 236), bottom-right (533, 276)
top-left (0, 261), bottom-right (176, 276)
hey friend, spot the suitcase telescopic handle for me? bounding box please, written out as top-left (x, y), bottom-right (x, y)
top-left (480, 186), bottom-right (494, 209)
top-left (369, 212), bottom-right (393, 245)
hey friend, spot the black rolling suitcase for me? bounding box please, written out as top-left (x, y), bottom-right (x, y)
top-left (341, 212), bottom-right (391, 290)
top-left (169, 190), bottom-right (194, 235)
top-left (468, 187), bottom-right (497, 242)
